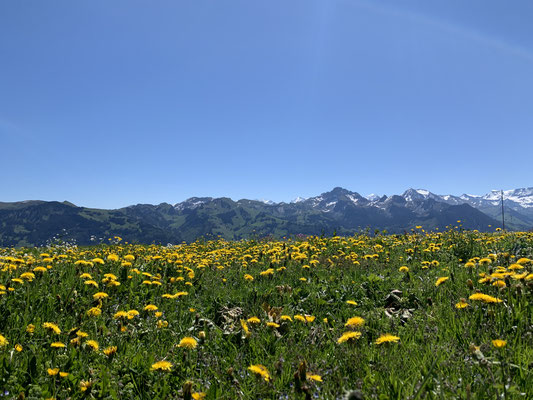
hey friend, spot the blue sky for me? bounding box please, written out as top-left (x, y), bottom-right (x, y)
top-left (1, 0), bottom-right (532, 208)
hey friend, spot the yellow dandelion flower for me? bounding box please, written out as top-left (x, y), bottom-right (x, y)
top-left (266, 322), bottom-right (280, 328)
top-left (114, 311), bottom-right (128, 319)
top-left (375, 334), bottom-right (400, 344)
top-left (346, 300), bottom-right (358, 306)
top-left (306, 373), bottom-right (323, 382)
top-left (337, 331), bottom-right (362, 343)
top-left (80, 380), bottom-right (92, 392)
top-left (244, 274), bottom-right (254, 281)
top-left (492, 339), bottom-right (507, 348)
top-left (177, 337), bottom-right (198, 349)
top-left (42, 322), bottom-right (61, 335)
top-left (0, 334), bottom-right (8, 347)
top-left (26, 324), bottom-right (35, 333)
top-left (280, 315), bottom-right (292, 322)
top-left (47, 368), bottom-right (60, 376)
top-left (15, 344), bottom-right (22, 352)
top-left (469, 293), bottom-right (503, 303)
top-left (50, 342), bottom-right (66, 348)
top-left (492, 280), bottom-right (506, 288)
top-left (93, 292), bottom-right (108, 300)
top-left (144, 304), bottom-right (158, 311)
top-left (435, 277), bottom-right (449, 287)
top-left (345, 316), bottom-right (365, 328)
top-left (86, 307), bottom-right (102, 317)
top-left (248, 364), bottom-right (270, 381)
top-left (157, 320), bottom-right (169, 329)
top-left (240, 319), bottom-right (251, 337)
top-left (455, 299), bottom-right (469, 309)
top-left (247, 317), bottom-right (260, 324)
top-left (399, 266), bottom-right (409, 272)
top-left (103, 346), bottom-right (117, 356)
top-left (86, 340), bottom-right (99, 351)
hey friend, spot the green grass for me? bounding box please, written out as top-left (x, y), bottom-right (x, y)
top-left (0, 230), bottom-right (531, 399)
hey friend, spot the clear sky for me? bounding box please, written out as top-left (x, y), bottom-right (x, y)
top-left (1, 0), bottom-right (532, 208)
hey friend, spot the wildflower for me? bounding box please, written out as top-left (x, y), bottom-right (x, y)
top-left (469, 293), bottom-right (503, 304)
top-left (455, 299), bottom-right (469, 309)
top-left (93, 292), bottom-right (108, 300)
top-left (50, 342), bottom-right (66, 348)
top-left (80, 273), bottom-right (92, 279)
top-left (86, 340), bottom-right (99, 351)
top-left (248, 364), bottom-right (271, 381)
top-left (375, 334), bottom-right (400, 344)
top-left (157, 320), bottom-right (168, 329)
top-left (260, 268), bottom-right (275, 276)
top-left (399, 266), bottom-right (409, 272)
top-left (84, 280), bottom-right (98, 288)
top-left (177, 337), bottom-right (198, 349)
top-left (244, 274), bottom-right (254, 281)
top-left (15, 344), bottom-right (22, 352)
top-left (42, 322), bottom-right (61, 335)
top-left (492, 280), bottom-right (506, 288)
top-left (192, 393), bottom-right (206, 400)
top-left (337, 331), bottom-right (362, 343)
top-left (87, 307), bottom-right (102, 317)
top-left (345, 316), bottom-right (365, 328)
top-left (435, 277), bottom-right (449, 287)
top-left (20, 272), bottom-right (35, 281)
top-left (492, 339), bottom-right (507, 348)
top-left (151, 360), bottom-right (173, 371)
top-left (59, 372), bottom-right (69, 378)
top-left (114, 311), bottom-right (128, 319)
top-left (346, 300), bottom-right (358, 306)
top-left (47, 368), bottom-right (60, 376)
top-left (76, 330), bottom-right (89, 338)
top-left (306, 374), bottom-right (323, 382)
top-left (80, 380), bottom-right (92, 392)
top-left (26, 324), bottom-right (35, 333)
top-left (33, 266), bottom-right (47, 273)
top-left (127, 310), bottom-right (139, 319)
top-left (107, 254), bottom-right (119, 262)
top-left (280, 315), bottom-right (292, 322)
top-left (103, 346), bottom-right (117, 356)
top-left (0, 334), bottom-right (8, 347)
top-left (266, 322), bottom-right (280, 328)
top-left (240, 319), bottom-right (251, 338)
top-left (144, 304), bottom-right (158, 311)
top-left (247, 317), bottom-right (260, 324)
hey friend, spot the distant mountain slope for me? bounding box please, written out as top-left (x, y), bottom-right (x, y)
top-left (0, 187), bottom-right (505, 247)
top-left (397, 187), bottom-right (533, 230)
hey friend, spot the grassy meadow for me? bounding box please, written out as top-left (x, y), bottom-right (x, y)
top-left (0, 229), bottom-right (531, 399)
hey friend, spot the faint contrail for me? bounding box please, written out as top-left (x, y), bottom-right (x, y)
top-left (348, 0), bottom-right (533, 63)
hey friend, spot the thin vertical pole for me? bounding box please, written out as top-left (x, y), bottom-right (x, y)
top-left (501, 190), bottom-right (505, 231)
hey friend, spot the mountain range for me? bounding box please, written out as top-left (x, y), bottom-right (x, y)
top-left (1, 187), bottom-right (531, 247)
